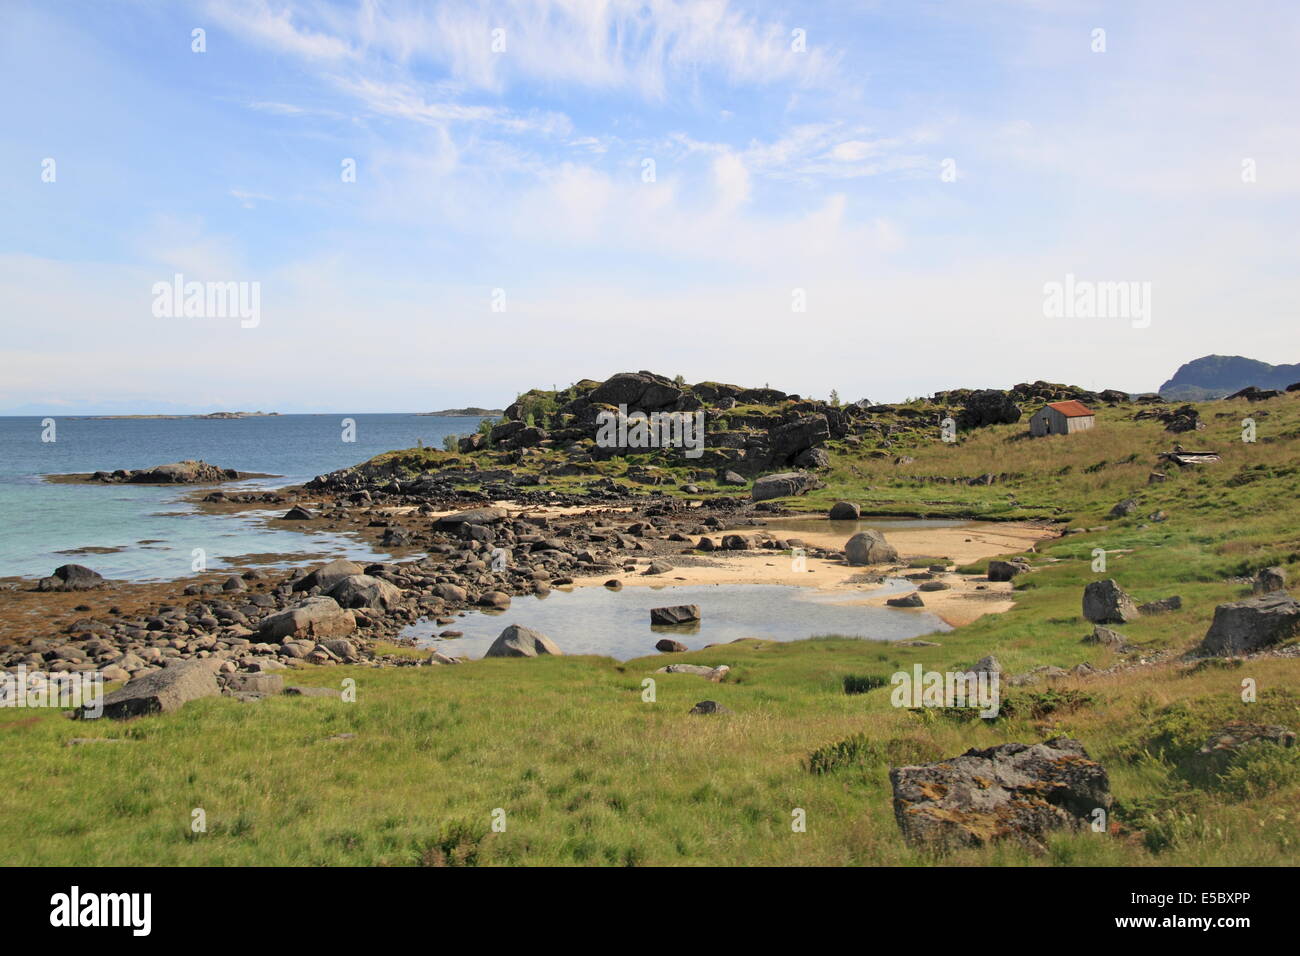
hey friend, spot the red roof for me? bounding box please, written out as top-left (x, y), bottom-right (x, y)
top-left (1045, 400), bottom-right (1094, 418)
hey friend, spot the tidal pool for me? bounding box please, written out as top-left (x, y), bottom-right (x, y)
top-left (403, 580), bottom-right (951, 661)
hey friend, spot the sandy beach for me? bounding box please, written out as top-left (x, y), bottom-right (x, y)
top-left (571, 520), bottom-right (1055, 627)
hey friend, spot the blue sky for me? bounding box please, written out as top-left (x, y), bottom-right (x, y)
top-left (2, 0), bottom-right (1297, 413)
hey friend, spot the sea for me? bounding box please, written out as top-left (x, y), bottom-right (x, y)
top-left (0, 413), bottom-right (483, 581)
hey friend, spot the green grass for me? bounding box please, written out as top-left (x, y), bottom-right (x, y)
top-left (3, 393), bottom-right (1299, 865)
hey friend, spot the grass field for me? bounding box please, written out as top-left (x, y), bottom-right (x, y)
top-left (2, 393), bottom-right (1298, 866)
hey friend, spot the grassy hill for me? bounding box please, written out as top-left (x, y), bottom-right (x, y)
top-left (2, 392), bottom-right (1297, 866)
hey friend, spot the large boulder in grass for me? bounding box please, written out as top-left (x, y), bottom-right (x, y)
top-left (258, 596), bottom-right (356, 643)
top-left (1196, 591), bottom-right (1300, 656)
top-left (90, 659), bottom-right (220, 720)
top-left (1082, 579), bottom-right (1139, 624)
top-left (751, 471), bottom-right (824, 502)
top-left (889, 737), bottom-right (1111, 852)
top-left (485, 625), bottom-right (562, 658)
top-left (328, 574), bottom-right (404, 610)
top-left (293, 558), bottom-right (365, 592)
top-left (844, 530), bottom-right (899, 566)
top-left (37, 564), bottom-right (105, 591)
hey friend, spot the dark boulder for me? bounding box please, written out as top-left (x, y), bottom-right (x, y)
top-left (651, 605), bottom-right (700, 626)
top-left (588, 372), bottom-right (683, 411)
top-left (37, 564), bottom-right (105, 592)
top-left (957, 390), bottom-right (1021, 429)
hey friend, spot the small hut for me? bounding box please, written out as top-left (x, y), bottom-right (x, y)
top-left (1029, 400), bottom-right (1095, 437)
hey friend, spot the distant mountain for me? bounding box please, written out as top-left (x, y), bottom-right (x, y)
top-left (1159, 355), bottom-right (1300, 401)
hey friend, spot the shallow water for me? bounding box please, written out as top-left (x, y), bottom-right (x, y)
top-left (403, 581), bottom-right (951, 661)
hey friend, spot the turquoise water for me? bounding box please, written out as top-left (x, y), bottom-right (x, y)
top-left (0, 414), bottom-right (487, 581)
top-left (403, 581), bottom-right (951, 661)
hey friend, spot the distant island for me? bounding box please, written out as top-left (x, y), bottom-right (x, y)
top-left (68, 411), bottom-right (281, 420)
top-left (416, 408), bottom-right (503, 417)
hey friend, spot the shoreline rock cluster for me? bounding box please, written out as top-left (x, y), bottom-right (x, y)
top-left (68, 460), bottom-right (260, 484)
top-left (1, 491), bottom-right (839, 682)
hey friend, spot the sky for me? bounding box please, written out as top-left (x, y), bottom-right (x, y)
top-left (1, 0), bottom-right (1298, 414)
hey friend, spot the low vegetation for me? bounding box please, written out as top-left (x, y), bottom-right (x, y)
top-left (2, 390), bottom-right (1298, 865)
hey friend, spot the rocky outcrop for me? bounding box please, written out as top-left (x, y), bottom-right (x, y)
top-left (1196, 591), bottom-right (1300, 656)
top-left (1082, 579), bottom-right (1139, 624)
top-left (587, 371), bottom-right (684, 411)
top-left (957, 390), bottom-right (1021, 429)
top-left (889, 737), bottom-right (1111, 852)
top-left (84, 460), bottom-right (246, 484)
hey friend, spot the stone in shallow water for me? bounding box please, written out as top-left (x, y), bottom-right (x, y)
top-left (650, 604), bottom-right (700, 626)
